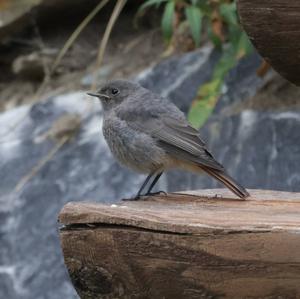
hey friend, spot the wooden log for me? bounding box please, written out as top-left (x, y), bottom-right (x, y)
top-left (237, 0), bottom-right (300, 86)
top-left (59, 189), bottom-right (300, 299)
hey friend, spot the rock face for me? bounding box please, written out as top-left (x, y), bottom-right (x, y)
top-left (0, 0), bottom-right (43, 37)
top-left (202, 110), bottom-right (300, 191)
top-left (136, 46), bottom-right (219, 113)
top-left (1, 46), bottom-right (300, 299)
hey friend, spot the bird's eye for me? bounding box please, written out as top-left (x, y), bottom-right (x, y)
top-left (111, 88), bottom-right (119, 95)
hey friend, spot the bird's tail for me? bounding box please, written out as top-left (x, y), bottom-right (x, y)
top-left (201, 166), bottom-right (249, 199)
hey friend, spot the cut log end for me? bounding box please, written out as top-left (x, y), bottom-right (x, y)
top-left (237, 0), bottom-right (300, 86)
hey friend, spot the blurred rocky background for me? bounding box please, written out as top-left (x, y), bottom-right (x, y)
top-left (0, 1), bottom-right (300, 298)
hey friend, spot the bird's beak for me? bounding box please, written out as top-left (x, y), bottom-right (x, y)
top-left (87, 92), bottom-right (99, 97)
top-left (87, 92), bottom-right (110, 100)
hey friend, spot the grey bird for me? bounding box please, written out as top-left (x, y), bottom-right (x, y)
top-left (87, 79), bottom-right (249, 199)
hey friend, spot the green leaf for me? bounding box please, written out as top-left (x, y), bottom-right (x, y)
top-left (188, 41), bottom-right (245, 128)
top-left (236, 31), bottom-right (253, 57)
top-left (188, 100), bottom-right (212, 129)
top-left (228, 25), bottom-right (242, 48)
top-left (185, 0), bottom-right (254, 128)
top-left (188, 79), bottom-right (222, 128)
top-left (207, 21), bottom-right (222, 49)
top-left (219, 2), bottom-right (238, 26)
top-left (161, 1), bottom-right (175, 40)
top-left (185, 6), bottom-right (203, 47)
top-left (213, 46), bottom-right (236, 78)
top-left (228, 30), bottom-right (253, 60)
top-left (139, 0), bottom-right (168, 12)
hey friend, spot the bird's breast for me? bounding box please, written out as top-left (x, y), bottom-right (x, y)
top-left (102, 116), bottom-right (170, 173)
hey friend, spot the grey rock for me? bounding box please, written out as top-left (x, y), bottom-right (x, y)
top-left (1, 47), bottom-right (299, 299)
top-left (0, 1), bottom-right (43, 34)
top-left (81, 64), bottom-right (121, 87)
top-left (214, 53), bottom-right (264, 113)
top-left (136, 45), bottom-right (220, 113)
top-left (191, 110), bottom-right (300, 193)
top-left (12, 52), bottom-right (51, 81)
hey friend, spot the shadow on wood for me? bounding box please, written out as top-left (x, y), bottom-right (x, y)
top-left (59, 189), bottom-right (300, 299)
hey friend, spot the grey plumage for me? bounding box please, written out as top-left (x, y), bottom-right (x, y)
top-left (88, 79), bottom-right (249, 199)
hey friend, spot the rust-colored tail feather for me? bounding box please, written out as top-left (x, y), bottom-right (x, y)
top-left (202, 166), bottom-right (249, 199)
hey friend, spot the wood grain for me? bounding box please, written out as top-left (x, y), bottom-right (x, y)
top-left (59, 189), bottom-right (300, 299)
top-left (237, 0), bottom-right (300, 85)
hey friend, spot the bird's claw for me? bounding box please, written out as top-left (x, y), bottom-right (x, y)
top-left (122, 191), bottom-right (167, 201)
top-left (145, 191), bottom-right (167, 196)
top-left (122, 196), bottom-right (140, 201)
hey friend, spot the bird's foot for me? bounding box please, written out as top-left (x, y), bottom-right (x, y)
top-left (145, 191), bottom-right (167, 196)
top-left (122, 191), bottom-right (167, 201)
top-left (122, 196), bottom-right (141, 201)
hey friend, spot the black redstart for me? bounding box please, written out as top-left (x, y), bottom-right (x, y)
top-left (88, 79), bottom-right (249, 199)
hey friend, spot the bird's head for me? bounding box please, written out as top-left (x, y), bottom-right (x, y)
top-left (87, 79), bottom-right (143, 110)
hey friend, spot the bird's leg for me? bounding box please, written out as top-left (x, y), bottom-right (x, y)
top-left (122, 171), bottom-right (164, 201)
top-left (128, 172), bottom-right (154, 200)
top-left (145, 172), bottom-right (165, 196)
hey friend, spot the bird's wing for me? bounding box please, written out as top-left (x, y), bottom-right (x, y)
top-left (131, 116), bottom-right (224, 171)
